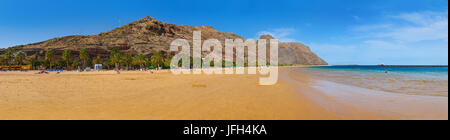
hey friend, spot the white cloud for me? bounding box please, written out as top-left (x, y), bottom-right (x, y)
top-left (352, 11), bottom-right (449, 42)
top-left (255, 28), bottom-right (298, 42)
top-left (351, 24), bottom-right (392, 32)
top-left (393, 11), bottom-right (448, 26)
top-left (380, 18), bottom-right (448, 42)
top-left (310, 11), bottom-right (448, 65)
top-left (362, 40), bottom-right (406, 49)
top-left (363, 40), bottom-right (396, 47)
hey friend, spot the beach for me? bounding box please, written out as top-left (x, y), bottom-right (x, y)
top-left (0, 67), bottom-right (447, 120)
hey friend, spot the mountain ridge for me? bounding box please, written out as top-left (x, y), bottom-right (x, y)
top-left (0, 16), bottom-right (327, 65)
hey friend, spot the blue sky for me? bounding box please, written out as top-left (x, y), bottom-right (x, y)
top-left (0, 0), bottom-right (448, 65)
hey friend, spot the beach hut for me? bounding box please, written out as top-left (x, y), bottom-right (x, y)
top-left (94, 64), bottom-right (103, 70)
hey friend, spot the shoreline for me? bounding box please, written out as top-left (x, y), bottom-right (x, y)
top-left (281, 67), bottom-right (447, 120)
top-left (313, 80), bottom-right (448, 120)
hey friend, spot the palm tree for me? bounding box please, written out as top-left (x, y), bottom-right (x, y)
top-left (79, 48), bottom-right (89, 69)
top-left (5, 50), bottom-right (13, 66)
top-left (72, 60), bottom-right (80, 70)
top-left (123, 53), bottom-right (133, 70)
top-left (62, 50), bottom-right (73, 70)
top-left (15, 51), bottom-right (26, 66)
top-left (110, 48), bottom-right (122, 70)
top-left (42, 60), bottom-right (50, 69)
top-left (45, 49), bottom-right (56, 69)
top-left (56, 58), bottom-right (65, 69)
top-left (86, 58), bottom-right (92, 68)
top-left (164, 55), bottom-right (173, 68)
top-left (28, 55), bottom-right (37, 70)
top-left (151, 51), bottom-right (165, 69)
top-left (0, 56), bottom-right (6, 66)
top-left (145, 58), bottom-right (151, 68)
top-left (33, 60), bottom-right (43, 70)
top-left (93, 56), bottom-right (102, 65)
top-left (103, 59), bottom-right (112, 70)
top-left (134, 54), bottom-right (146, 70)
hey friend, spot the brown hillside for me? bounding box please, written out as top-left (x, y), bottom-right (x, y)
top-left (0, 16), bottom-right (327, 65)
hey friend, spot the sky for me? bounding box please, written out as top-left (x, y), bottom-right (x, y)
top-left (0, 0), bottom-right (448, 65)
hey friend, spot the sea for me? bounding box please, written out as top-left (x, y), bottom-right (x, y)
top-left (295, 66), bottom-right (449, 97)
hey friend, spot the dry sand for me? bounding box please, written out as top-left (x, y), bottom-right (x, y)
top-left (0, 68), bottom-right (446, 120)
top-left (0, 69), bottom-right (337, 120)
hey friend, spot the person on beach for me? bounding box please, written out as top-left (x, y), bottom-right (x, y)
top-left (36, 70), bottom-right (48, 74)
top-left (115, 69), bottom-right (120, 74)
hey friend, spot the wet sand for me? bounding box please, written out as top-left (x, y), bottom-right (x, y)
top-left (0, 68), bottom-right (447, 120)
top-left (283, 68), bottom-right (448, 120)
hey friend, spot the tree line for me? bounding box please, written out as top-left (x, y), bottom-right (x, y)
top-left (0, 48), bottom-right (169, 70)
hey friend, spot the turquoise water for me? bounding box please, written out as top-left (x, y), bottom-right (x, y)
top-left (296, 66), bottom-right (448, 97)
top-left (311, 65), bottom-right (448, 74)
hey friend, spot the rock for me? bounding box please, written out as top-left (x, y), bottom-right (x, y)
top-left (258, 34), bottom-right (327, 65)
top-left (279, 42), bottom-right (328, 65)
top-left (259, 34), bottom-right (275, 40)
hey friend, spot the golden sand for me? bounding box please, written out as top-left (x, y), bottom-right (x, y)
top-left (0, 69), bottom-right (337, 120)
top-left (0, 68), bottom-right (446, 120)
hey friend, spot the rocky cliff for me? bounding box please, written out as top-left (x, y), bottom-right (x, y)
top-left (260, 35), bottom-right (328, 65)
top-left (1, 16), bottom-right (327, 65)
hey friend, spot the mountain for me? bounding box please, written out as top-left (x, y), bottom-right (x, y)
top-left (0, 16), bottom-right (327, 65)
top-left (260, 35), bottom-right (328, 65)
